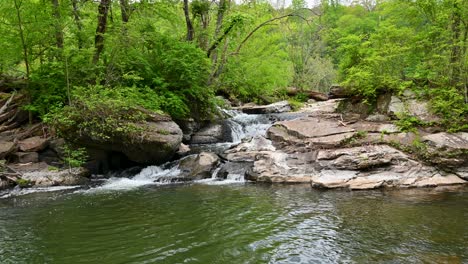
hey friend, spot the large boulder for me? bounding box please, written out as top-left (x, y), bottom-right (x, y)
top-left (190, 123), bottom-right (224, 144)
top-left (421, 132), bottom-right (468, 167)
top-left (21, 167), bottom-right (89, 187)
top-left (72, 116), bottom-right (183, 165)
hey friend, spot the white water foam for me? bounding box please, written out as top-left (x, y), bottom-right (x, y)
top-left (0, 185), bottom-right (81, 198)
top-left (90, 165), bottom-right (181, 191)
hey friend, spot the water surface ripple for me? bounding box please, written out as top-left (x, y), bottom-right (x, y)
top-left (0, 184), bottom-right (467, 263)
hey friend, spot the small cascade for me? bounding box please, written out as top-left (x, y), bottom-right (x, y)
top-left (86, 108), bottom-right (302, 191)
top-left (222, 109), bottom-right (273, 143)
top-left (95, 165), bottom-right (181, 191)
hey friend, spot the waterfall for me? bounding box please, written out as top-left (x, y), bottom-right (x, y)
top-left (92, 109), bottom-right (304, 190)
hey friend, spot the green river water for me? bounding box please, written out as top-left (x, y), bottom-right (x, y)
top-left (0, 184), bottom-right (467, 263)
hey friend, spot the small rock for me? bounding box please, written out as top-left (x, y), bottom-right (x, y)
top-left (11, 152), bottom-right (39, 163)
top-left (178, 152), bottom-right (220, 180)
top-left (49, 138), bottom-right (66, 157)
top-left (365, 114), bottom-right (390, 122)
top-left (388, 96), bottom-right (405, 116)
top-left (19, 136), bottom-right (49, 152)
top-left (0, 141), bottom-right (16, 159)
top-left (177, 143), bottom-right (190, 156)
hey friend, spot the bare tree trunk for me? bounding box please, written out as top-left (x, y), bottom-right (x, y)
top-left (119, 0), bottom-right (130, 23)
top-left (210, 0), bottom-right (228, 62)
top-left (13, 0), bottom-right (30, 78)
top-left (71, 0), bottom-right (83, 48)
top-left (183, 0), bottom-right (194, 41)
top-left (450, 1), bottom-right (462, 87)
top-left (51, 0), bottom-right (63, 49)
top-left (93, 0), bottom-right (111, 64)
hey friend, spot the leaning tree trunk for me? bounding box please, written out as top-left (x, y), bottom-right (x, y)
top-left (93, 0), bottom-right (111, 64)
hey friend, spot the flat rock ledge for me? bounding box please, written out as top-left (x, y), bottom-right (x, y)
top-left (225, 99), bottom-right (467, 190)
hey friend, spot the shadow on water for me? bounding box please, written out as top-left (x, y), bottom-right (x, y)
top-left (0, 184), bottom-right (467, 263)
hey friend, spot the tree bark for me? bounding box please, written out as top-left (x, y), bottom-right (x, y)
top-left (119, 0), bottom-right (130, 23)
top-left (183, 0), bottom-right (194, 41)
top-left (449, 1), bottom-right (462, 87)
top-left (13, 0), bottom-right (30, 78)
top-left (51, 0), bottom-right (64, 49)
top-left (71, 0), bottom-right (83, 48)
top-left (210, 0), bottom-right (228, 61)
top-left (93, 0), bottom-right (111, 64)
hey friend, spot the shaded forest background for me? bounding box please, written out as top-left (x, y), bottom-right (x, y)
top-left (0, 0), bottom-right (466, 132)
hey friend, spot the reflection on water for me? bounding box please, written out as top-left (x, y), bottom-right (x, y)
top-left (0, 184), bottom-right (467, 263)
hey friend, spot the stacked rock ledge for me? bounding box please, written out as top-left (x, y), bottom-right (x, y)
top-left (226, 98), bottom-right (467, 190)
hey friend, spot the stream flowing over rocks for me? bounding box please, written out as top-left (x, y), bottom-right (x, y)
top-left (92, 97), bottom-right (467, 191)
top-left (1, 94), bottom-right (467, 195)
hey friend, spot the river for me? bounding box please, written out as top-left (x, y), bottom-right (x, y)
top-left (0, 110), bottom-right (467, 263)
top-left (0, 184), bottom-right (467, 263)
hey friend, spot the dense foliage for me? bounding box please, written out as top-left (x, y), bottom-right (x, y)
top-left (0, 0), bottom-right (466, 131)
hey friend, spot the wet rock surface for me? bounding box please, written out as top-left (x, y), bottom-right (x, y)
top-left (225, 98), bottom-right (467, 189)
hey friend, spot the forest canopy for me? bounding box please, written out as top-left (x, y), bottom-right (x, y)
top-left (0, 0), bottom-right (466, 129)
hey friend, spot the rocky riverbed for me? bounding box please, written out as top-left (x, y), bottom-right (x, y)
top-left (1, 91), bottom-right (467, 192)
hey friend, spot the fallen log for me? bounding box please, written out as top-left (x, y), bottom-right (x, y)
top-left (0, 91), bottom-right (16, 115)
top-left (0, 109), bottom-right (16, 124)
top-left (328, 85), bottom-right (348, 99)
top-left (286, 87), bottom-right (329, 101)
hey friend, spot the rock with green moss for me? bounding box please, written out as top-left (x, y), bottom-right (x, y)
top-left (64, 112), bottom-right (183, 165)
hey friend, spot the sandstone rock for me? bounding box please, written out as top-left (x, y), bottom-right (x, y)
top-left (18, 136), bottom-right (49, 152)
top-left (406, 100), bottom-right (440, 123)
top-left (413, 173), bottom-right (466, 187)
top-left (217, 161), bottom-right (252, 180)
top-left (350, 122), bottom-right (399, 133)
top-left (175, 118), bottom-right (200, 142)
top-left (365, 114), bottom-right (390, 122)
top-left (246, 151), bottom-right (317, 183)
top-left (21, 167), bottom-right (89, 187)
top-left (224, 136), bottom-right (276, 162)
top-left (311, 170), bottom-right (357, 188)
top-left (388, 96), bottom-right (405, 116)
top-left (388, 96), bottom-right (440, 123)
top-left (422, 132), bottom-right (468, 150)
top-left (178, 152), bottom-right (220, 180)
top-left (454, 167), bottom-right (468, 180)
top-left (190, 123), bottom-right (224, 144)
top-left (0, 141), bottom-right (16, 159)
top-left (177, 143), bottom-right (190, 156)
top-left (237, 100), bottom-right (291, 114)
top-left (271, 117), bottom-right (355, 139)
top-left (11, 152), bottom-right (39, 163)
top-left (317, 145), bottom-right (409, 170)
top-left (299, 99), bottom-right (342, 114)
top-left (73, 117), bottom-right (182, 164)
